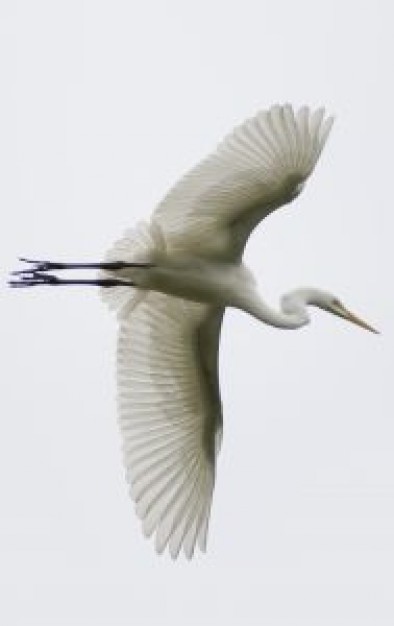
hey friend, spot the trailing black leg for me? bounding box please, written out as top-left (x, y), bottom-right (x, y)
top-left (13, 257), bottom-right (155, 275)
top-left (9, 256), bottom-right (156, 288)
top-left (9, 271), bottom-right (136, 288)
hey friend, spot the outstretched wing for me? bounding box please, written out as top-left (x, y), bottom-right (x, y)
top-left (117, 291), bottom-right (223, 559)
top-left (153, 104), bottom-right (334, 260)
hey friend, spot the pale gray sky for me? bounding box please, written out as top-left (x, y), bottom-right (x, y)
top-left (1, 1), bottom-right (393, 625)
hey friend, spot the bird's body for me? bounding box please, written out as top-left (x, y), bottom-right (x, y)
top-left (11, 104), bottom-right (377, 559)
top-left (112, 253), bottom-right (256, 309)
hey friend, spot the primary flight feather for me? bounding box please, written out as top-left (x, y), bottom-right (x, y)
top-left (10, 103), bottom-right (377, 559)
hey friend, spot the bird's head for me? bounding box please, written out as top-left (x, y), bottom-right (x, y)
top-left (306, 289), bottom-right (379, 334)
top-left (281, 288), bottom-right (378, 333)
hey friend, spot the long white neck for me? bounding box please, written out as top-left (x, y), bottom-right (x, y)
top-left (240, 287), bottom-right (322, 330)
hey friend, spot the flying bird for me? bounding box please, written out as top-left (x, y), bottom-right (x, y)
top-left (10, 104), bottom-right (377, 559)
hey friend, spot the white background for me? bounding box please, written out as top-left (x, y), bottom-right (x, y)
top-left (1, 1), bottom-right (393, 625)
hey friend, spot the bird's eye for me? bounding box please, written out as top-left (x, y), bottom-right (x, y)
top-left (331, 298), bottom-right (341, 307)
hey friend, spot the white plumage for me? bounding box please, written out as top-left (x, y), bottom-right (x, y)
top-left (102, 104), bottom-right (334, 558)
top-left (153, 105), bottom-right (333, 260)
top-left (117, 294), bottom-right (220, 558)
top-left (13, 103), bottom-right (376, 559)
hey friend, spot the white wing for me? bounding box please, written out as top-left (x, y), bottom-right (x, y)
top-left (117, 291), bottom-right (223, 559)
top-left (153, 104), bottom-right (334, 260)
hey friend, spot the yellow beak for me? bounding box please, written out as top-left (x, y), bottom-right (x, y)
top-left (334, 305), bottom-right (379, 334)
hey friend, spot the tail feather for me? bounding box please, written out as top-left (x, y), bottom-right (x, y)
top-left (101, 220), bottom-right (165, 319)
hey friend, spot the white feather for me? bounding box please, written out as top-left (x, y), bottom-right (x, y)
top-left (117, 293), bottom-right (222, 558)
top-left (153, 104), bottom-right (333, 259)
top-left (99, 104), bottom-right (336, 558)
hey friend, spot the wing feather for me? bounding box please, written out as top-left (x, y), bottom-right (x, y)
top-left (101, 103), bottom-right (334, 558)
top-left (153, 104), bottom-right (333, 260)
top-left (117, 292), bottom-right (223, 558)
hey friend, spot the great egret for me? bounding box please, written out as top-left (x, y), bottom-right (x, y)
top-left (10, 104), bottom-right (377, 559)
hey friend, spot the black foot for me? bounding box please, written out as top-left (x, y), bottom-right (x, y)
top-left (12, 258), bottom-right (68, 275)
top-left (9, 271), bottom-right (58, 287)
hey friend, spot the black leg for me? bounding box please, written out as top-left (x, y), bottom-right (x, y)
top-left (12, 257), bottom-right (155, 275)
top-left (9, 271), bottom-right (136, 288)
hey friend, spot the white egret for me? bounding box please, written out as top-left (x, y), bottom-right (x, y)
top-left (10, 104), bottom-right (377, 559)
